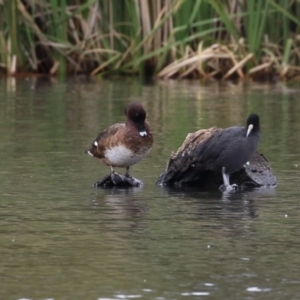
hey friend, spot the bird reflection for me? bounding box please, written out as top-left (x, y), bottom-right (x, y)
top-left (90, 187), bottom-right (148, 230)
top-left (158, 185), bottom-right (274, 238)
top-left (220, 186), bottom-right (276, 202)
top-left (159, 185), bottom-right (276, 227)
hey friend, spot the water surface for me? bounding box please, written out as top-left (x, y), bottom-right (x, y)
top-left (0, 77), bottom-right (300, 299)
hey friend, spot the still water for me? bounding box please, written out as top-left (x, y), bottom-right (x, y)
top-left (0, 77), bottom-right (299, 299)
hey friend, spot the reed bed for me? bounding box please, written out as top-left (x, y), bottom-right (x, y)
top-left (1, 0), bottom-right (300, 80)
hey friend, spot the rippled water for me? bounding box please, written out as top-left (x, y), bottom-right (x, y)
top-left (0, 77), bottom-right (300, 299)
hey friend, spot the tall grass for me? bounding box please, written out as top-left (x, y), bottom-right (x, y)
top-left (0, 0), bottom-right (300, 79)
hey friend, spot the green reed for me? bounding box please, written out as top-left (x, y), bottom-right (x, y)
top-left (0, 0), bottom-right (299, 79)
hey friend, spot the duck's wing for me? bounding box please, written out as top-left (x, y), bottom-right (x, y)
top-left (85, 123), bottom-right (126, 158)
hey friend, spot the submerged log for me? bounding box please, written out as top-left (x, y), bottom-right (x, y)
top-left (157, 127), bottom-right (277, 188)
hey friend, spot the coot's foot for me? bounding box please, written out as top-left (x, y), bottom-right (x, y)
top-left (93, 173), bottom-right (144, 188)
top-left (219, 184), bottom-right (239, 192)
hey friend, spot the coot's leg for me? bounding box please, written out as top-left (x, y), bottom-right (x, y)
top-left (219, 167), bottom-right (238, 191)
top-left (222, 167), bottom-right (230, 186)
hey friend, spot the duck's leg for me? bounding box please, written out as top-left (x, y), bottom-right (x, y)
top-left (124, 166), bottom-right (130, 177)
top-left (93, 165), bottom-right (122, 187)
top-left (94, 166), bottom-right (143, 188)
top-left (123, 166), bottom-right (144, 187)
top-left (110, 166), bottom-right (125, 185)
top-left (110, 165), bottom-right (144, 186)
top-left (219, 167), bottom-right (238, 191)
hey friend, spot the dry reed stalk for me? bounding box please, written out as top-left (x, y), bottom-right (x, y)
top-left (139, 0), bottom-right (152, 53)
top-left (222, 52), bottom-right (253, 79)
top-left (248, 61), bottom-right (273, 75)
top-left (196, 42), bottom-right (207, 78)
top-left (158, 44), bottom-right (238, 79)
top-left (50, 61), bottom-right (60, 75)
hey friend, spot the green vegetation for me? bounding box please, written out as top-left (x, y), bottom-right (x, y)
top-left (1, 0), bottom-right (300, 79)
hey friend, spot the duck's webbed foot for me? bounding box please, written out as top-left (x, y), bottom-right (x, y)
top-left (93, 172), bottom-right (144, 188)
top-left (124, 173), bottom-right (144, 187)
top-left (93, 174), bottom-right (112, 187)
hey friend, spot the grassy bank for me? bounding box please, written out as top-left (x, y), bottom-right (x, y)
top-left (1, 0), bottom-right (300, 80)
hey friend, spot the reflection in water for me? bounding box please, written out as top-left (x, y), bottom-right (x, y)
top-left (160, 185), bottom-right (276, 208)
top-left (92, 187), bottom-right (148, 221)
top-left (220, 186), bottom-right (277, 201)
top-left (92, 185), bottom-right (276, 230)
top-left (158, 186), bottom-right (277, 238)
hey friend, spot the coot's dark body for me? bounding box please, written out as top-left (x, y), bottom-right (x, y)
top-left (198, 114), bottom-right (261, 191)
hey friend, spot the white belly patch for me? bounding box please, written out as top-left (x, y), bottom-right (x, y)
top-left (105, 145), bottom-right (151, 167)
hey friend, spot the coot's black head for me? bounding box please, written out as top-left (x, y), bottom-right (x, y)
top-left (125, 103), bottom-right (146, 123)
top-left (246, 114), bottom-right (260, 137)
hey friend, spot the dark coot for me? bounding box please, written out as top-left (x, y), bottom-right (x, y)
top-left (198, 114), bottom-right (261, 191)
